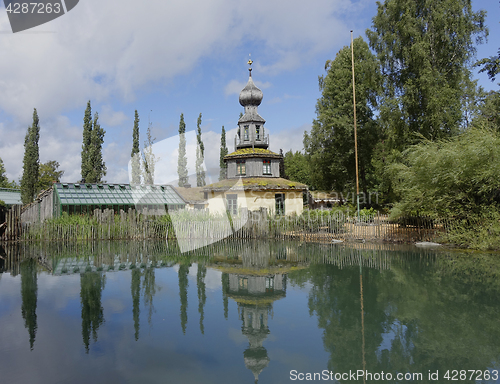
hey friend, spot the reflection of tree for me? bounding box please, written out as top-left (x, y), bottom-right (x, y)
top-left (197, 264), bottom-right (206, 334)
top-left (80, 272), bottom-right (106, 353)
top-left (294, 250), bottom-right (500, 380)
top-left (222, 273), bottom-right (229, 320)
top-left (306, 264), bottom-right (385, 373)
top-left (178, 264), bottom-right (190, 334)
top-left (20, 258), bottom-right (38, 350)
top-left (131, 268), bottom-right (141, 340)
top-left (142, 267), bottom-right (157, 325)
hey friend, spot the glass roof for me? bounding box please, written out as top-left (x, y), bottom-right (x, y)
top-left (54, 183), bottom-right (186, 207)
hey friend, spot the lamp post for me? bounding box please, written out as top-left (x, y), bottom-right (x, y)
top-left (351, 31), bottom-right (360, 221)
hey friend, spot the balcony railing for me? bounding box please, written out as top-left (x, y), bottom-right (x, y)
top-left (234, 134), bottom-right (269, 150)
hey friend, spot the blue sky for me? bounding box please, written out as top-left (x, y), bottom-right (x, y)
top-left (0, 0), bottom-right (498, 185)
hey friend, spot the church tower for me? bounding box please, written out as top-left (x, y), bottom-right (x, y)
top-left (225, 60), bottom-right (282, 179)
top-left (235, 59), bottom-right (268, 150)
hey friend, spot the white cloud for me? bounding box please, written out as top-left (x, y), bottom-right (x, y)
top-left (100, 105), bottom-right (128, 127)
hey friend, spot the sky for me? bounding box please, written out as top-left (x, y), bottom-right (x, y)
top-left (0, 0), bottom-right (499, 186)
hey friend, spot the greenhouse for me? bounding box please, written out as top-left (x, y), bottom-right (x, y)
top-left (52, 183), bottom-right (186, 216)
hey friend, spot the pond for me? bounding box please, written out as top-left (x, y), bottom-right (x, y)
top-left (0, 240), bottom-right (499, 384)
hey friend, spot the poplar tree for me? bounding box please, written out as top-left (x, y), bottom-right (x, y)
top-left (81, 101), bottom-right (92, 181)
top-left (21, 108), bottom-right (40, 205)
top-left (219, 126), bottom-right (228, 181)
top-left (177, 113), bottom-right (188, 187)
top-left (195, 113), bottom-right (206, 187)
top-left (131, 110), bottom-right (141, 185)
top-left (142, 121), bottom-right (156, 185)
top-left (86, 113), bottom-right (106, 183)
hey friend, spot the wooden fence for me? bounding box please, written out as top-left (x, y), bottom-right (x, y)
top-left (1, 207), bottom-right (449, 243)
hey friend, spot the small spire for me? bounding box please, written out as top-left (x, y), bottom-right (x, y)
top-left (248, 54), bottom-right (253, 76)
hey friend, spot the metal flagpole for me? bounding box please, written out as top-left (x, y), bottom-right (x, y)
top-left (351, 30), bottom-right (360, 221)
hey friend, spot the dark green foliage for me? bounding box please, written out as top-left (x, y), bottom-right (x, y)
top-left (81, 101), bottom-right (92, 181)
top-left (80, 272), bottom-right (106, 353)
top-left (131, 110), bottom-right (141, 185)
top-left (142, 268), bottom-right (157, 325)
top-left (197, 264), bottom-right (207, 334)
top-left (0, 157), bottom-right (8, 187)
top-left (37, 160), bottom-right (64, 192)
top-left (283, 150), bottom-right (312, 186)
top-left (131, 268), bottom-right (141, 340)
top-left (178, 114), bottom-right (188, 187)
top-left (178, 263), bottom-right (189, 334)
top-left (366, 0), bottom-right (487, 150)
top-left (21, 109), bottom-right (40, 205)
top-left (20, 258), bottom-right (38, 350)
top-left (389, 127), bottom-right (500, 221)
top-left (196, 113), bottom-right (206, 187)
top-left (476, 47), bottom-right (500, 82)
top-left (304, 37), bottom-right (380, 194)
top-left (86, 113), bottom-right (106, 183)
top-left (219, 126), bottom-right (228, 181)
top-left (477, 91), bottom-right (500, 131)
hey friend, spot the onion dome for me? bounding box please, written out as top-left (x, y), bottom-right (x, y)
top-left (239, 60), bottom-right (263, 107)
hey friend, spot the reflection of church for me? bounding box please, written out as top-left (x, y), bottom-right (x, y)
top-left (222, 244), bottom-right (287, 383)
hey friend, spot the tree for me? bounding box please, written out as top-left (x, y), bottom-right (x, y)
top-left (283, 150), bottom-right (312, 186)
top-left (86, 113), bottom-right (106, 183)
top-left (366, 0), bottom-right (487, 150)
top-left (476, 91), bottom-right (500, 131)
top-left (219, 126), bottom-right (228, 181)
top-left (21, 109), bottom-right (40, 205)
top-left (177, 113), bottom-right (188, 187)
top-left (37, 160), bottom-right (64, 192)
top-left (388, 127), bottom-right (500, 221)
top-left (0, 157), bottom-right (15, 188)
top-left (81, 101), bottom-right (92, 181)
top-left (304, 37), bottom-right (380, 194)
top-left (131, 110), bottom-right (141, 185)
top-left (196, 113), bottom-right (206, 187)
top-left (142, 120), bottom-right (157, 185)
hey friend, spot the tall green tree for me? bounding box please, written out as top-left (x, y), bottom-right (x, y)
top-left (283, 151), bottom-right (312, 186)
top-left (131, 110), bottom-right (141, 185)
top-left (304, 37), bottom-right (380, 194)
top-left (0, 157), bottom-right (16, 188)
top-left (81, 101), bottom-right (93, 181)
top-left (366, 0), bottom-right (487, 150)
top-left (177, 113), bottom-right (188, 187)
top-left (142, 121), bottom-right (157, 185)
top-left (21, 108), bottom-right (40, 204)
top-left (219, 126), bottom-right (228, 181)
top-left (196, 113), bottom-right (206, 187)
top-left (37, 160), bottom-right (64, 192)
top-left (86, 113), bottom-right (106, 183)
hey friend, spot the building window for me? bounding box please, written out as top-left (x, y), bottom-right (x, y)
top-left (226, 194), bottom-right (238, 215)
top-left (244, 125), bottom-right (249, 141)
top-left (263, 160), bottom-right (271, 175)
top-left (256, 125), bottom-right (261, 140)
top-left (236, 160), bottom-right (246, 175)
top-left (275, 193), bottom-right (285, 215)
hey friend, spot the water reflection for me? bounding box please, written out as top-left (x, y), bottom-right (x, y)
top-left (220, 242), bottom-right (288, 382)
top-left (0, 240), bottom-right (499, 383)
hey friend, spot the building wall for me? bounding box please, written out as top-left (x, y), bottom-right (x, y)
top-left (226, 158), bottom-right (280, 178)
top-left (206, 189), bottom-right (304, 216)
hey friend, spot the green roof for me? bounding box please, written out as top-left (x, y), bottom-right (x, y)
top-left (225, 148), bottom-right (281, 159)
top-left (54, 183), bottom-right (186, 207)
top-left (0, 188), bottom-right (22, 206)
top-left (204, 177), bottom-right (307, 192)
